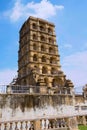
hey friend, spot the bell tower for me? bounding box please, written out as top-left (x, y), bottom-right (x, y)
top-left (17, 16), bottom-right (74, 94)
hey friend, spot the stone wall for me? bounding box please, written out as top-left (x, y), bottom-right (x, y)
top-left (0, 94), bottom-right (74, 121)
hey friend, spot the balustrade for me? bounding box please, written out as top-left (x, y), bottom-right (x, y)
top-left (0, 85), bottom-right (71, 95)
top-left (0, 120), bottom-right (34, 130)
top-left (0, 118), bottom-right (68, 130)
top-left (41, 118), bottom-right (67, 130)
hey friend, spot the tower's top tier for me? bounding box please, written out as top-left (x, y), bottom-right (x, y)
top-left (19, 16), bottom-right (56, 38)
top-left (20, 16), bottom-right (55, 32)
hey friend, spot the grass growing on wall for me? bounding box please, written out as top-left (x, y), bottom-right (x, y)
top-left (78, 125), bottom-right (87, 130)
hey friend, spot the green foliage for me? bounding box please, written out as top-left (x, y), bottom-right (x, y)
top-left (78, 125), bottom-right (87, 130)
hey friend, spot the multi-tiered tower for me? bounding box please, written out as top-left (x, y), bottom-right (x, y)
top-left (17, 16), bottom-right (73, 94)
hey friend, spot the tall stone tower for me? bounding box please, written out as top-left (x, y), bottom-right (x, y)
top-left (17, 16), bottom-right (74, 94)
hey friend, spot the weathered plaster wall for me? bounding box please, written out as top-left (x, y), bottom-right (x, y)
top-left (0, 94), bottom-right (74, 121)
top-left (75, 95), bottom-right (84, 104)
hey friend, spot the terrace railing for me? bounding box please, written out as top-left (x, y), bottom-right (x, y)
top-left (0, 118), bottom-right (68, 130)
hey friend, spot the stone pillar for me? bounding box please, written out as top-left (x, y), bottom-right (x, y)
top-left (22, 121), bottom-right (26, 130)
top-left (26, 121), bottom-right (31, 130)
top-left (12, 122), bottom-right (16, 130)
top-left (40, 86), bottom-right (47, 94)
top-left (41, 119), bottom-right (45, 130)
top-left (82, 116), bottom-right (86, 125)
top-left (1, 123), bottom-right (5, 130)
top-left (46, 119), bottom-right (49, 129)
top-left (17, 121), bottom-right (21, 130)
top-left (6, 122), bottom-right (11, 130)
top-left (34, 120), bottom-right (41, 130)
top-left (6, 85), bottom-right (12, 94)
top-left (39, 66), bottom-right (42, 74)
top-left (38, 43), bottom-right (41, 51)
top-left (38, 78), bottom-right (47, 94)
top-left (30, 86), bottom-right (34, 94)
top-left (48, 67), bottom-right (51, 75)
top-left (49, 82), bottom-right (52, 88)
top-left (68, 117), bottom-right (79, 130)
top-left (38, 55), bottom-right (41, 62)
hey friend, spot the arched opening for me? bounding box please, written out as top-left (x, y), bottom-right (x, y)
top-left (49, 47), bottom-right (54, 54)
top-left (40, 26), bottom-right (45, 31)
top-left (49, 37), bottom-right (54, 44)
top-left (33, 34), bottom-right (37, 40)
top-left (41, 45), bottom-right (45, 51)
top-left (33, 43), bottom-right (38, 50)
top-left (42, 66), bottom-right (48, 74)
top-left (48, 28), bottom-right (53, 34)
top-left (52, 78), bottom-right (63, 88)
top-left (49, 38), bottom-right (52, 43)
top-left (32, 23), bottom-right (37, 29)
top-left (42, 56), bottom-right (46, 62)
top-left (50, 57), bottom-right (57, 64)
top-left (52, 79), bottom-right (58, 87)
top-left (40, 35), bottom-right (45, 42)
top-left (51, 67), bottom-right (57, 74)
top-left (33, 54), bottom-right (38, 61)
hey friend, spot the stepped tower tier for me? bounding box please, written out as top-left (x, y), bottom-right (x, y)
top-left (17, 16), bottom-right (74, 94)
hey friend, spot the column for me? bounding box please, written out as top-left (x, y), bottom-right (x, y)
top-left (26, 121), bottom-right (31, 130)
top-left (46, 119), bottom-right (49, 129)
top-left (82, 116), bottom-right (86, 125)
top-left (33, 120), bottom-right (40, 130)
top-left (22, 121), bottom-right (26, 130)
top-left (6, 122), bottom-right (11, 130)
top-left (17, 121), bottom-right (21, 130)
top-left (1, 123), bottom-right (5, 130)
top-left (41, 119), bottom-right (45, 130)
top-left (12, 122), bottom-right (16, 130)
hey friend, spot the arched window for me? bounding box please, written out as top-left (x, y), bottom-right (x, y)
top-left (33, 43), bottom-right (38, 50)
top-left (48, 28), bottom-right (53, 34)
top-left (42, 66), bottom-right (47, 74)
top-left (49, 47), bottom-right (54, 54)
top-left (49, 37), bottom-right (54, 44)
top-left (33, 34), bottom-right (37, 40)
top-left (52, 79), bottom-right (58, 87)
top-left (32, 23), bottom-right (37, 29)
top-left (41, 45), bottom-right (45, 51)
top-left (40, 35), bottom-right (45, 42)
top-left (49, 38), bottom-right (52, 43)
top-left (51, 68), bottom-right (57, 74)
top-left (33, 54), bottom-right (38, 61)
top-left (50, 57), bottom-right (52, 64)
top-left (50, 57), bottom-right (57, 64)
top-left (42, 56), bottom-right (46, 62)
top-left (40, 26), bottom-right (45, 31)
